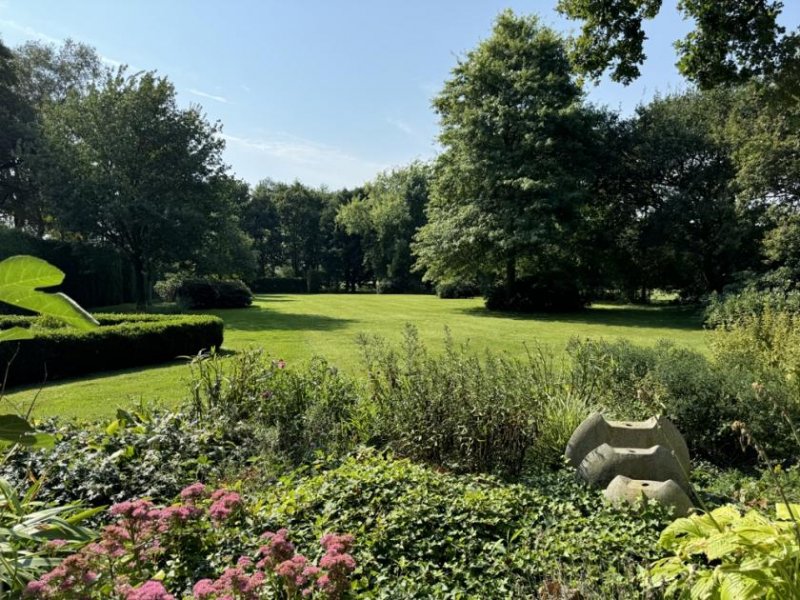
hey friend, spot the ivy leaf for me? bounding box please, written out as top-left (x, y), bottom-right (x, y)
top-left (0, 256), bottom-right (99, 331)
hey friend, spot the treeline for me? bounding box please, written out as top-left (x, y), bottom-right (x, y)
top-left (2, 2), bottom-right (798, 310)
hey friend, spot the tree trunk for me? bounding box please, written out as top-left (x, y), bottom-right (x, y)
top-left (133, 256), bottom-right (149, 310)
top-left (505, 256), bottom-right (517, 293)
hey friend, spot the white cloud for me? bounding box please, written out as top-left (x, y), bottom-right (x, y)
top-left (187, 88), bottom-right (229, 103)
top-left (240, 84), bottom-right (251, 92)
top-left (0, 18), bottom-right (61, 43)
top-left (387, 117), bottom-right (415, 136)
top-left (221, 132), bottom-right (387, 188)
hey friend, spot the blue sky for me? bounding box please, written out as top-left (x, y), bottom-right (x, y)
top-left (1, 1), bottom-right (798, 189)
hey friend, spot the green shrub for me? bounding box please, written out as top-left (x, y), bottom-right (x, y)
top-left (258, 450), bottom-right (670, 598)
top-left (0, 407), bottom-right (253, 507)
top-left (485, 273), bottom-right (587, 312)
top-left (0, 313), bottom-right (223, 386)
top-left (175, 278), bottom-right (253, 309)
top-left (189, 349), bottom-right (362, 466)
top-left (568, 339), bottom-right (748, 465)
top-left (306, 269), bottom-right (323, 293)
top-left (704, 286), bottom-right (800, 328)
top-left (356, 326), bottom-right (595, 476)
top-left (435, 279), bottom-right (481, 298)
top-left (249, 277), bottom-right (307, 293)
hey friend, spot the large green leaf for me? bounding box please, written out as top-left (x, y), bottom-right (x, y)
top-left (0, 256), bottom-right (98, 331)
top-left (0, 415), bottom-right (53, 449)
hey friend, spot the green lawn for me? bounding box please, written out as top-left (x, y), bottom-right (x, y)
top-left (8, 294), bottom-right (707, 420)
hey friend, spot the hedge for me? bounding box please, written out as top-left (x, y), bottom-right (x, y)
top-left (0, 314), bottom-right (224, 387)
top-left (249, 277), bottom-right (307, 293)
top-left (0, 227), bottom-right (136, 308)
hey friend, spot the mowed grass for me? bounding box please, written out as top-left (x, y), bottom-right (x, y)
top-left (7, 294), bottom-right (707, 420)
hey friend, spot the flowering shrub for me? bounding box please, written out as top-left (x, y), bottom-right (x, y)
top-left (24, 483), bottom-right (357, 599)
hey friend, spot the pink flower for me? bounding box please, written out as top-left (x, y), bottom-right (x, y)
top-left (180, 482), bottom-right (208, 502)
top-left (192, 579), bottom-right (216, 599)
top-left (257, 528), bottom-right (295, 568)
top-left (123, 580), bottom-right (175, 600)
top-left (208, 491), bottom-right (242, 523)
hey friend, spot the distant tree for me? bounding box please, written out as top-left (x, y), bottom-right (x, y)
top-left (622, 92), bottom-right (759, 298)
top-left (243, 179), bottom-right (284, 276)
top-left (414, 11), bottom-right (596, 303)
top-left (337, 162), bottom-right (430, 292)
top-left (39, 71), bottom-right (227, 307)
top-left (558, 0), bottom-right (799, 92)
top-left (272, 182), bottom-right (325, 278)
top-left (0, 38), bottom-right (36, 230)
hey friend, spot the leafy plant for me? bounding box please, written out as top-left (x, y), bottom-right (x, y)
top-left (648, 504), bottom-right (800, 598)
top-left (0, 477), bottom-right (99, 593)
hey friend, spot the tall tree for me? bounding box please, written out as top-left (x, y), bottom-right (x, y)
top-left (39, 71), bottom-right (226, 307)
top-left (337, 162), bottom-right (430, 292)
top-left (413, 11), bottom-right (593, 298)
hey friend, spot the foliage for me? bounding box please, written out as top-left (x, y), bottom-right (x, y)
top-left (558, 0), bottom-right (798, 90)
top-left (175, 279), bottom-right (253, 310)
top-left (705, 287), bottom-right (800, 329)
top-left (485, 273), bottom-right (587, 312)
top-left (0, 478), bottom-right (99, 594)
top-left (259, 450), bottom-right (671, 598)
top-left (434, 279), bottom-right (481, 299)
top-left (35, 69), bottom-right (229, 307)
top-left (648, 504), bottom-right (800, 598)
top-left (336, 163), bottom-right (430, 293)
top-left (414, 11), bottom-right (612, 308)
top-left (569, 339), bottom-right (749, 465)
top-left (356, 325), bottom-right (596, 475)
top-left (0, 312), bottom-right (223, 386)
top-left (23, 485), bottom-right (357, 599)
top-left (248, 277), bottom-right (308, 294)
top-left (0, 407), bottom-right (254, 508)
top-left (189, 349), bottom-right (361, 467)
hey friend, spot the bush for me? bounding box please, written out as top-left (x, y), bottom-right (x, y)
top-left (485, 273), bottom-right (587, 312)
top-left (249, 277), bottom-right (307, 294)
top-left (704, 286), bottom-right (800, 328)
top-left (175, 278), bottom-right (253, 309)
top-left (356, 326), bottom-right (596, 476)
top-left (306, 269), bottom-right (323, 293)
top-left (567, 338), bottom-right (800, 466)
top-left (435, 279), bottom-right (481, 298)
top-left (0, 227), bottom-right (136, 308)
top-left (258, 450), bottom-right (671, 598)
top-left (189, 350), bottom-right (362, 466)
top-left (0, 408), bottom-right (254, 508)
top-left (0, 313), bottom-right (223, 386)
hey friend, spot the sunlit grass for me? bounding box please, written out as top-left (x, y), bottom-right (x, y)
top-left (8, 294), bottom-right (707, 420)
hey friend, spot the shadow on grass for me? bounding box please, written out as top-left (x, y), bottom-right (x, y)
top-left (457, 304), bottom-right (704, 331)
top-left (208, 307), bottom-right (355, 332)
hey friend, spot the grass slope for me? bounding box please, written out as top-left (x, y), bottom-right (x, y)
top-left (8, 294), bottom-right (706, 420)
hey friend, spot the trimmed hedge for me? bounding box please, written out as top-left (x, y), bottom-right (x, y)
top-left (249, 277), bottom-right (307, 294)
top-left (175, 279), bottom-right (253, 309)
top-left (0, 314), bottom-right (223, 387)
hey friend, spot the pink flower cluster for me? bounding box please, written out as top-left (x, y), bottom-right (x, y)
top-left (24, 483), bottom-right (357, 600)
top-left (192, 529), bottom-right (357, 600)
top-left (208, 489), bottom-right (243, 523)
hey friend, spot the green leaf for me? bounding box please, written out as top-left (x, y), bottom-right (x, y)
top-left (775, 503), bottom-right (800, 521)
top-left (0, 256), bottom-right (98, 331)
top-left (0, 328), bottom-right (33, 343)
top-left (0, 415), bottom-right (53, 449)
